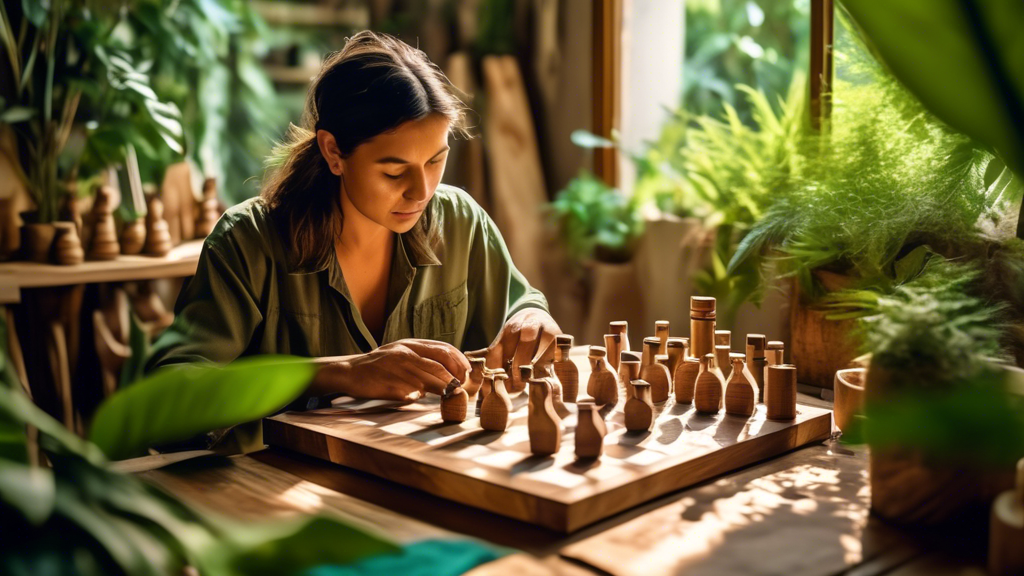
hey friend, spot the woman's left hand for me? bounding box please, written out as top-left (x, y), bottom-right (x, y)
top-left (486, 308), bottom-right (562, 393)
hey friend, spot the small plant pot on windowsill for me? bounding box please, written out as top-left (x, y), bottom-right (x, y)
top-left (789, 270), bottom-right (861, 388)
top-left (19, 211), bottom-right (56, 264)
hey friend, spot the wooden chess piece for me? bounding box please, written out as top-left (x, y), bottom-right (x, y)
top-left (765, 340), bottom-right (785, 390)
top-left (143, 195), bottom-right (173, 257)
top-left (575, 400), bottom-right (606, 459)
top-left (618, 351), bottom-right (641, 398)
top-left (624, 380), bottom-right (654, 432)
top-left (746, 334), bottom-right (768, 403)
top-left (715, 345), bottom-right (732, 378)
top-left (694, 353), bottom-right (725, 414)
top-left (480, 370), bottom-right (512, 431)
top-left (640, 336), bottom-right (660, 370)
top-left (88, 185), bottom-right (121, 260)
top-left (666, 338), bottom-right (686, 375)
top-left (604, 333), bottom-right (623, 371)
top-left (674, 357), bottom-right (700, 403)
top-left (655, 320), bottom-right (670, 354)
top-left (194, 177), bottom-right (221, 238)
top-left (52, 222), bottom-right (84, 265)
top-left (765, 364), bottom-right (797, 420)
top-left (640, 343), bottom-right (672, 404)
top-left (553, 335), bottom-right (578, 402)
top-left (441, 379), bottom-right (468, 423)
top-left (609, 321), bottom-right (629, 351)
top-left (532, 362), bottom-right (571, 419)
top-left (690, 296), bottom-right (716, 359)
top-left (989, 458), bottom-right (1024, 576)
top-left (715, 329), bottom-right (731, 349)
top-left (528, 378), bottom-right (562, 455)
top-left (466, 357), bottom-right (486, 399)
top-left (725, 354), bottom-right (757, 417)
top-left (120, 218), bottom-right (145, 255)
top-left (586, 346), bottom-right (618, 406)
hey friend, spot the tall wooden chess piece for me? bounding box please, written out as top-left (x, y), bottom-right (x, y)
top-left (765, 341), bottom-right (785, 386)
top-left (765, 364), bottom-right (797, 420)
top-left (640, 337), bottom-right (660, 369)
top-left (725, 354), bottom-right (757, 417)
top-left (553, 335), bottom-right (578, 402)
top-left (604, 332), bottom-right (623, 371)
top-left (441, 379), bottom-right (468, 423)
top-left (528, 378), bottom-right (562, 456)
top-left (532, 363), bottom-right (571, 419)
top-left (194, 177), bottom-right (221, 238)
top-left (745, 334), bottom-right (768, 403)
top-left (666, 338), bottom-right (686, 374)
top-left (480, 370), bottom-right (512, 431)
top-left (618, 351), bottom-right (641, 398)
top-left (640, 338), bottom-right (672, 404)
top-left (655, 320), bottom-right (670, 354)
top-left (609, 321), bottom-right (629, 351)
top-left (624, 380), bottom-right (654, 432)
top-left (694, 353), bottom-right (725, 414)
top-left (88, 185), bottom-right (120, 260)
top-left (574, 400), bottom-right (606, 459)
top-left (674, 357), bottom-right (700, 404)
top-left (143, 195), bottom-right (173, 257)
top-left (690, 296), bottom-right (716, 359)
top-left (586, 346), bottom-right (618, 407)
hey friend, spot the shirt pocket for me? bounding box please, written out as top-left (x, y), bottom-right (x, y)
top-left (413, 280), bottom-right (469, 347)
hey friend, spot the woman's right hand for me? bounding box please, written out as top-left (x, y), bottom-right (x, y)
top-left (312, 339), bottom-right (472, 402)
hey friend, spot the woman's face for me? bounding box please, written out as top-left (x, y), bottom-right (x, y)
top-left (330, 113), bottom-right (450, 234)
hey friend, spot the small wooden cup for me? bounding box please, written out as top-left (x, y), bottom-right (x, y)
top-left (833, 368), bottom-right (866, 435)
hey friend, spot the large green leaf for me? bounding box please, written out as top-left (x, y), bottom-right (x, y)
top-left (0, 461), bottom-right (55, 525)
top-left (839, 0), bottom-right (1024, 177)
top-left (89, 356), bottom-right (316, 460)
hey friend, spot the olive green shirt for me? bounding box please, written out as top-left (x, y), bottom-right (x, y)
top-left (146, 185), bottom-right (548, 370)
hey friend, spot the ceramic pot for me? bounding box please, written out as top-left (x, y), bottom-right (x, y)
top-left (789, 270), bottom-right (861, 388)
top-left (20, 220), bottom-right (56, 263)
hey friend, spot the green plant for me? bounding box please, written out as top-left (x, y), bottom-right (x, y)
top-left (549, 169), bottom-right (644, 268)
top-left (0, 346), bottom-right (400, 575)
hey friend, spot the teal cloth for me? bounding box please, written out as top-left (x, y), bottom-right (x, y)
top-left (302, 539), bottom-right (507, 576)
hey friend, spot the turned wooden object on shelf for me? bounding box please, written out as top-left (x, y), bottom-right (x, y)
top-left (604, 332), bottom-right (623, 371)
top-left (618, 351), bottom-right (641, 398)
top-left (52, 222), bottom-right (84, 266)
top-left (574, 400), bottom-right (606, 459)
top-left (654, 320), bottom-right (670, 354)
top-left (746, 334), bottom-right (768, 403)
top-left (694, 353), bottom-right (725, 414)
top-left (765, 340), bottom-right (785, 391)
top-left (586, 346), bottom-right (618, 406)
top-left (674, 357), bottom-right (700, 404)
top-left (120, 218), bottom-right (146, 255)
top-left (609, 321), bottom-right (629, 351)
top-left (690, 296), bottom-right (716, 359)
top-left (666, 338), bottom-right (686, 375)
top-left (88, 185), bottom-right (121, 260)
top-left (989, 458), bottom-right (1024, 576)
top-left (725, 353), bottom-right (757, 417)
top-left (465, 357), bottom-right (486, 399)
top-left (528, 378), bottom-right (562, 456)
top-left (143, 195), bottom-right (173, 257)
top-left (441, 379), bottom-right (468, 423)
top-left (480, 370), bottom-right (512, 431)
top-left (624, 379), bottom-right (654, 432)
top-left (640, 338), bottom-right (672, 404)
top-left (553, 335), bottom-right (578, 402)
top-left (195, 177), bottom-right (221, 238)
top-left (766, 364), bottom-right (797, 420)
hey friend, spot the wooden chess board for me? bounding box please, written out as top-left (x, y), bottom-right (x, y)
top-left (264, 352), bottom-right (832, 533)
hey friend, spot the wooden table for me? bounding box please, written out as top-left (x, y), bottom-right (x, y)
top-left (138, 395), bottom-right (991, 576)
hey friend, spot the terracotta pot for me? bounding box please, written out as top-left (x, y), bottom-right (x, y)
top-left (52, 222), bottom-right (84, 266)
top-left (789, 270), bottom-right (860, 388)
top-left (582, 260), bottom-right (645, 350)
top-left (833, 367), bottom-right (865, 435)
top-left (866, 362), bottom-right (1016, 525)
top-left (20, 222), bottom-right (56, 263)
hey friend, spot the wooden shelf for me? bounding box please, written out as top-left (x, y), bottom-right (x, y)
top-left (0, 239), bottom-right (204, 303)
top-left (252, 1), bottom-right (369, 28)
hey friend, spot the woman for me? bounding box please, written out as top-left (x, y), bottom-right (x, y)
top-left (147, 31), bottom-right (560, 405)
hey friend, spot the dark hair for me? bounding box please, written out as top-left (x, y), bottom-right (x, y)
top-left (261, 31), bottom-right (471, 271)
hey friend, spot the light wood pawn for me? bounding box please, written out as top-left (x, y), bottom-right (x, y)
top-left (604, 333), bottom-right (623, 371)
top-left (143, 195), bottom-right (173, 257)
top-left (765, 364), bottom-right (797, 420)
top-left (574, 400), bottom-right (606, 459)
top-left (666, 338), bottom-right (687, 375)
top-left (694, 353), bottom-right (725, 414)
top-left (624, 380), bottom-right (654, 432)
top-left (745, 334), bottom-right (768, 403)
top-left (553, 335), bottom-right (578, 402)
top-left (522, 364), bottom-right (569, 419)
top-left (618, 351), bottom-right (641, 398)
top-left (441, 380), bottom-right (468, 423)
top-left (480, 370), bottom-right (512, 431)
top-left (674, 357), bottom-right (700, 403)
top-left (724, 354), bottom-right (757, 417)
top-left (53, 222), bottom-right (84, 265)
top-left (654, 320), bottom-right (670, 354)
top-left (88, 185), bottom-right (121, 260)
top-left (609, 321), bottom-right (629, 351)
top-left (528, 378), bottom-right (562, 455)
top-left (586, 346), bottom-right (618, 406)
top-left (989, 458), bottom-right (1024, 576)
top-left (640, 344), bottom-right (672, 404)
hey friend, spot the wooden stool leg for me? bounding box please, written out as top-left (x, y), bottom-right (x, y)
top-left (45, 320), bottom-right (74, 432)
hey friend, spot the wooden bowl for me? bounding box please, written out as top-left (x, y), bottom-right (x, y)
top-left (833, 367), bottom-right (865, 435)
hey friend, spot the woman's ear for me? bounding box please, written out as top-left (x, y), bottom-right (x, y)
top-left (316, 130), bottom-right (345, 176)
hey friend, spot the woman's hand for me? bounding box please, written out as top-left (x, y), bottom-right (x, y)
top-left (486, 308), bottom-right (562, 392)
top-left (313, 339), bottom-right (471, 402)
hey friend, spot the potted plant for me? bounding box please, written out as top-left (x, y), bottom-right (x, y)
top-left (549, 170), bottom-right (645, 347)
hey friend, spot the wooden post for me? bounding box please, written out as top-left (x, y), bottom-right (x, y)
top-left (593, 0), bottom-right (621, 187)
top-left (810, 0), bottom-right (834, 131)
